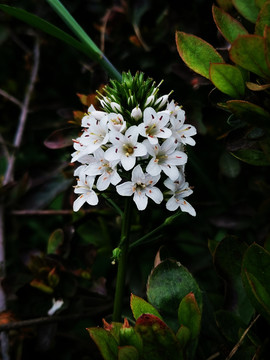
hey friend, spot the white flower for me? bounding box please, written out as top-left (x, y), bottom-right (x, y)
top-left (71, 138), bottom-right (88, 163)
top-left (131, 106), bottom-right (142, 121)
top-left (84, 148), bottom-right (121, 191)
top-left (73, 175), bottom-right (98, 211)
top-left (155, 94), bottom-right (169, 110)
top-left (138, 107), bottom-right (172, 144)
top-left (164, 174), bottom-right (196, 216)
top-left (81, 105), bottom-right (106, 127)
top-left (110, 102), bottom-right (121, 112)
top-left (106, 113), bottom-right (126, 132)
top-left (169, 105), bottom-right (197, 146)
top-left (105, 126), bottom-right (147, 171)
top-left (145, 138), bottom-right (188, 180)
top-left (48, 298), bottom-right (64, 316)
top-left (79, 117), bottom-right (110, 153)
top-left (116, 165), bottom-right (163, 210)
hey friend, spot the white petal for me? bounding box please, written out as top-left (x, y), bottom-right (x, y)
top-left (166, 196), bottom-right (179, 211)
top-left (157, 127), bottom-right (172, 139)
top-left (133, 191), bottom-right (148, 210)
top-left (96, 173), bottom-right (111, 191)
top-left (105, 146), bottom-right (120, 161)
top-left (133, 142), bottom-right (147, 157)
top-left (146, 159), bottom-right (161, 176)
top-left (146, 187), bottom-right (163, 204)
top-left (162, 165), bottom-right (179, 181)
top-left (73, 195), bottom-right (86, 212)
top-left (167, 151), bottom-right (188, 166)
top-left (116, 182), bottom-right (134, 196)
top-left (86, 191), bottom-right (99, 206)
top-left (121, 155), bottom-right (136, 171)
top-left (179, 199), bottom-right (196, 216)
top-left (110, 171), bottom-right (122, 186)
top-left (131, 165), bottom-right (145, 182)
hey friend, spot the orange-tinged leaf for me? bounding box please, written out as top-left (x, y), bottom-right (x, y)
top-left (175, 31), bottom-right (224, 80)
top-left (229, 34), bottom-right (270, 79)
top-left (212, 5), bottom-right (248, 44)
top-left (255, 1), bottom-right (270, 35)
top-left (246, 81), bottom-right (270, 90)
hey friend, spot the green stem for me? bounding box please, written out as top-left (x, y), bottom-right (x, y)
top-left (46, 0), bottom-right (122, 81)
top-left (112, 197), bottom-right (132, 322)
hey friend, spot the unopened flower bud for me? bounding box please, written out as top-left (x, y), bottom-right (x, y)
top-left (131, 106), bottom-right (142, 121)
top-left (155, 94), bottom-right (169, 109)
top-left (145, 95), bottom-right (155, 107)
top-left (110, 102), bottom-right (121, 112)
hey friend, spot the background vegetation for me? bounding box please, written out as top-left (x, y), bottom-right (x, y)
top-left (0, 0), bottom-right (270, 359)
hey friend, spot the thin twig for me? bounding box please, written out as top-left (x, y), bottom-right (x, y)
top-left (206, 352), bottom-right (220, 360)
top-left (225, 314), bottom-right (260, 360)
top-left (0, 89), bottom-right (22, 108)
top-left (0, 305), bottom-right (112, 332)
top-left (3, 37), bottom-right (40, 186)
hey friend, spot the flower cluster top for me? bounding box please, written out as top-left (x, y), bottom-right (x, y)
top-left (71, 72), bottom-right (197, 216)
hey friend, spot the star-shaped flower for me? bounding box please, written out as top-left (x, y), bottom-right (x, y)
top-left (138, 107), bottom-right (172, 144)
top-left (79, 117), bottom-right (110, 154)
top-left (116, 165), bottom-right (163, 210)
top-left (73, 175), bottom-right (98, 211)
top-left (145, 138), bottom-right (188, 180)
top-left (84, 148), bottom-right (121, 191)
top-left (105, 126), bottom-right (147, 171)
top-left (164, 173), bottom-right (196, 216)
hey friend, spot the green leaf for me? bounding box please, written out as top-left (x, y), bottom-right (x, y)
top-left (229, 35), bottom-right (270, 79)
top-left (135, 314), bottom-right (181, 360)
top-left (119, 325), bottom-right (143, 355)
top-left (175, 31), bottom-right (224, 80)
top-left (215, 310), bottom-right (247, 343)
top-left (175, 325), bottom-right (191, 350)
top-left (147, 259), bottom-right (202, 332)
top-left (241, 244), bottom-right (270, 323)
top-left (210, 63), bottom-right (246, 98)
top-left (227, 100), bottom-right (270, 128)
top-left (264, 26), bottom-right (270, 69)
top-left (255, 0), bottom-right (269, 9)
top-left (47, 229), bottom-right (64, 255)
top-left (212, 5), bottom-right (248, 43)
top-left (0, 5), bottom-right (90, 57)
top-left (232, 0), bottom-right (261, 23)
top-left (130, 294), bottom-right (163, 321)
top-left (232, 148), bottom-right (270, 165)
top-left (87, 327), bottom-right (118, 360)
top-left (118, 346), bottom-right (139, 360)
top-left (213, 236), bottom-right (247, 280)
top-left (178, 293), bottom-right (201, 340)
top-left (255, 1), bottom-right (270, 35)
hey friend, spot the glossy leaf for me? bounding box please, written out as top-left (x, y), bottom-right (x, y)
top-left (255, 0), bottom-right (268, 8)
top-left (229, 35), bottom-right (270, 79)
top-left (87, 327), bottom-right (118, 360)
top-left (0, 5), bottom-right (90, 57)
top-left (118, 346), bottom-right (139, 360)
top-left (178, 293), bottom-right (201, 340)
top-left (175, 31), bottom-right (224, 80)
top-left (147, 259), bottom-right (202, 331)
top-left (232, 0), bottom-right (261, 23)
top-left (135, 314), bottom-right (181, 360)
top-left (130, 294), bottom-right (163, 321)
top-left (216, 0), bottom-right (234, 11)
top-left (210, 63), bottom-right (245, 98)
top-left (255, 1), bottom-right (270, 35)
top-left (212, 5), bottom-right (248, 43)
top-left (47, 229), bottom-right (64, 255)
top-left (175, 325), bottom-right (190, 350)
top-left (241, 244), bottom-right (270, 323)
top-left (30, 279), bottom-right (54, 294)
top-left (227, 100), bottom-right (270, 128)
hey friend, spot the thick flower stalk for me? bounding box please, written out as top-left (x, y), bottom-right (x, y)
top-left (71, 71), bottom-right (196, 216)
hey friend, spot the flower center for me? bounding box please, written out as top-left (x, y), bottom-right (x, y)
top-left (123, 144), bottom-right (134, 157)
top-left (146, 124), bottom-right (157, 137)
top-left (155, 153), bottom-right (168, 164)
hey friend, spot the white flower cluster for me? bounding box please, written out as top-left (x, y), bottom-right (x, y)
top-left (71, 76), bottom-right (197, 216)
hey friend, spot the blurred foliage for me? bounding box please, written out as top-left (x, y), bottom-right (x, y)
top-left (0, 0), bottom-right (270, 359)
